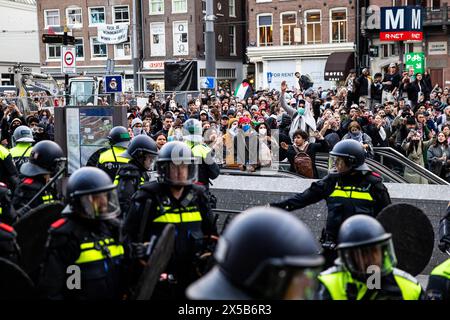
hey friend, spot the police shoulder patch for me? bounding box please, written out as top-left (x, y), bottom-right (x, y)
top-left (0, 222), bottom-right (15, 233)
top-left (23, 178), bottom-right (34, 185)
top-left (50, 218), bottom-right (67, 229)
top-left (393, 268), bottom-right (419, 285)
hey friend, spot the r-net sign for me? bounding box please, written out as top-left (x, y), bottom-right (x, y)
top-left (405, 52), bottom-right (425, 74)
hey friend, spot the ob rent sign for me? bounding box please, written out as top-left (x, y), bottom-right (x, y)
top-left (380, 6), bottom-right (423, 41)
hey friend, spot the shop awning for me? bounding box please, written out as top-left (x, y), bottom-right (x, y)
top-left (324, 52), bottom-right (355, 81)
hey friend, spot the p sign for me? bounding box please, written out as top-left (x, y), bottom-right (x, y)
top-left (62, 46), bottom-right (77, 74)
top-left (380, 6), bottom-right (423, 41)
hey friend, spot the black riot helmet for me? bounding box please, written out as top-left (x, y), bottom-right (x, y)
top-left (336, 215), bottom-right (397, 281)
top-left (20, 140), bottom-right (65, 177)
top-left (108, 126), bottom-right (131, 148)
top-left (329, 139), bottom-right (369, 172)
top-left (187, 207), bottom-right (324, 300)
top-left (66, 167), bottom-right (120, 220)
top-left (120, 135), bottom-right (158, 170)
top-left (156, 141), bottom-right (198, 187)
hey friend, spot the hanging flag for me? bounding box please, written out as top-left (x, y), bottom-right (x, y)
top-left (97, 23), bottom-right (129, 44)
top-left (234, 82), bottom-right (251, 100)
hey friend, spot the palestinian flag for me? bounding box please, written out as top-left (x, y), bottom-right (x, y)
top-left (234, 81), bottom-right (251, 100)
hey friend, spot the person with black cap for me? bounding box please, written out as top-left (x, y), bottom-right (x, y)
top-left (39, 167), bottom-right (125, 300)
top-left (113, 135), bottom-right (158, 218)
top-left (270, 139), bottom-right (391, 267)
top-left (317, 214), bottom-right (423, 300)
top-left (97, 126), bottom-right (131, 181)
top-left (12, 140), bottom-right (65, 215)
top-left (187, 206), bottom-right (324, 300)
top-left (122, 141), bottom-right (217, 299)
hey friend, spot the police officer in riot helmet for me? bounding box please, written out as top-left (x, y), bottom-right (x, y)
top-left (271, 139), bottom-right (391, 267)
top-left (183, 119), bottom-right (219, 191)
top-left (114, 135), bottom-right (158, 218)
top-left (39, 167), bottom-right (125, 300)
top-left (122, 141), bottom-right (217, 299)
top-left (187, 207), bottom-right (324, 300)
top-left (425, 203), bottom-right (450, 301)
top-left (10, 125), bottom-right (34, 172)
top-left (96, 126), bottom-right (131, 181)
top-left (12, 140), bottom-right (65, 216)
top-left (0, 182), bottom-right (20, 264)
top-left (317, 215), bottom-right (423, 300)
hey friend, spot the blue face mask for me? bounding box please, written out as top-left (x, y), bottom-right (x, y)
top-left (297, 108), bottom-right (305, 116)
top-left (242, 124), bottom-right (250, 132)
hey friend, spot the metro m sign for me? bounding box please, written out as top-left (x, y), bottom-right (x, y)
top-left (380, 6), bottom-right (423, 41)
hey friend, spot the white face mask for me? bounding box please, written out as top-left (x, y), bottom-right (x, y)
top-left (133, 128), bottom-right (142, 136)
top-left (259, 128), bottom-right (267, 135)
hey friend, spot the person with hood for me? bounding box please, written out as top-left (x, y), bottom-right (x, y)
top-left (427, 131), bottom-right (450, 181)
top-left (223, 118), bottom-right (239, 168)
top-left (234, 116), bottom-right (259, 172)
top-left (1, 101), bottom-right (26, 147)
top-left (280, 81), bottom-right (316, 141)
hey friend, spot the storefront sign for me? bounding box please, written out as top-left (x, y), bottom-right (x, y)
top-left (428, 42), bottom-right (447, 55)
top-left (143, 60), bottom-right (165, 70)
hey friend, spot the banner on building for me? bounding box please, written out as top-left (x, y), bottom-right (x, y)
top-left (380, 6), bottom-right (423, 41)
top-left (97, 23), bottom-right (129, 44)
top-left (405, 52), bottom-right (425, 75)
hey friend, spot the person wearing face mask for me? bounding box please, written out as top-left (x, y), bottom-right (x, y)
top-left (234, 117), bottom-right (259, 172)
top-left (113, 135), bottom-right (158, 218)
top-left (130, 118), bottom-right (145, 138)
top-left (122, 142), bottom-right (217, 299)
top-left (280, 81), bottom-right (317, 141)
top-left (223, 118), bottom-right (239, 168)
top-left (271, 140), bottom-right (391, 267)
top-left (1, 102), bottom-right (26, 147)
top-left (342, 121), bottom-right (373, 157)
top-left (427, 131), bottom-right (450, 181)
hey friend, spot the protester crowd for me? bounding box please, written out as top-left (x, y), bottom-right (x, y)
top-left (2, 62), bottom-right (450, 182)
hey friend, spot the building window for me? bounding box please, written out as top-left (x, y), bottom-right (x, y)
top-left (257, 14), bottom-right (273, 46)
top-left (172, 0), bottom-right (187, 13)
top-left (75, 38), bottom-right (84, 58)
top-left (330, 9), bottom-right (347, 43)
top-left (202, 0), bottom-right (206, 13)
top-left (47, 44), bottom-right (61, 60)
top-left (113, 6), bottom-right (130, 23)
top-left (432, 0), bottom-right (440, 10)
top-left (89, 7), bottom-right (105, 25)
top-left (305, 11), bottom-right (321, 44)
top-left (229, 0), bottom-right (236, 17)
top-left (381, 44), bottom-right (389, 58)
top-left (44, 10), bottom-right (60, 28)
top-left (91, 37), bottom-right (107, 59)
top-left (281, 12), bottom-right (296, 46)
top-left (390, 43), bottom-right (398, 56)
top-left (115, 41), bottom-right (131, 59)
top-left (229, 26), bottom-right (236, 55)
top-left (150, 22), bottom-right (166, 56)
top-left (173, 21), bottom-right (188, 55)
top-left (149, 0), bottom-right (164, 14)
top-left (66, 8), bottom-right (82, 28)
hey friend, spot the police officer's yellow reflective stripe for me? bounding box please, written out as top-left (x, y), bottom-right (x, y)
top-left (42, 195), bottom-right (54, 203)
top-left (187, 141), bottom-right (211, 159)
top-left (98, 147), bottom-right (130, 164)
top-left (430, 259), bottom-right (450, 281)
top-left (113, 176), bottom-right (145, 185)
top-left (329, 186), bottom-right (374, 201)
top-left (0, 145), bottom-right (10, 160)
top-left (75, 238), bottom-right (124, 264)
top-left (0, 207), bottom-right (2, 215)
top-left (9, 143), bottom-right (32, 158)
top-left (319, 269), bottom-right (422, 300)
top-left (153, 211), bottom-right (202, 223)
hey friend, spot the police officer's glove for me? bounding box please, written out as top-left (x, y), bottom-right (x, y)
top-left (438, 236), bottom-right (450, 254)
top-left (129, 242), bottom-right (150, 259)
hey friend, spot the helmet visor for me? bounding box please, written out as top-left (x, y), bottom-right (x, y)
top-left (78, 189), bottom-right (120, 220)
top-left (328, 155), bottom-right (351, 174)
top-left (157, 161), bottom-right (198, 186)
top-left (339, 239), bottom-right (397, 279)
top-left (247, 264), bottom-right (322, 300)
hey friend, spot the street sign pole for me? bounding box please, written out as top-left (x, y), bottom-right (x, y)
top-left (399, 41), bottom-right (404, 75)
top-left (63, 20), bottom-right (69, 105)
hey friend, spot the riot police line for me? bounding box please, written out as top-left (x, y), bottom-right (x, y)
top-left (0, 122), bottom-right (449, 301)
